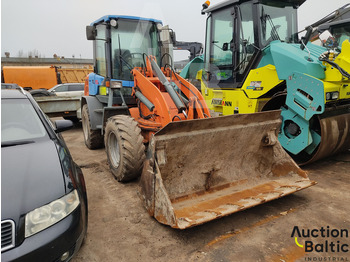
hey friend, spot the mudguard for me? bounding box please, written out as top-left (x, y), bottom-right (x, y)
top-left (81, 96), bottom-right (104, 130)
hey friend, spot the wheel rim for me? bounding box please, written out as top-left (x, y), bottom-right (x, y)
top-left (108, 131), bottom-right (120, 168)
top-left (82, 113), bottom-right (89, 142)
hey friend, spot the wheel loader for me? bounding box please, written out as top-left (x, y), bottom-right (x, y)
top-left (82, 15), bottom-right (315, 229)
top-left (187, 0), bottom-right (350, 165)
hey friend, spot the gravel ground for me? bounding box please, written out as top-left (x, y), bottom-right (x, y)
top-left (62, 124), bottom-right (350, 262)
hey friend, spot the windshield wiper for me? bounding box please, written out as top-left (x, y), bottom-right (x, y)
top-left (1, 140), bottom-right (35, 147)
top-left (117, 55), bottom-right (133, 70)
top-left (261, 12), bottom-right (281, 41)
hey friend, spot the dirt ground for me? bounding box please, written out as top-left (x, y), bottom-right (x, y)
top-left (63, 123), bottom-right (350, 262)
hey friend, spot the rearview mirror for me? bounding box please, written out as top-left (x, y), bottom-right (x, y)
top-left (55, 119), bottom-right (74, 133)
top-left (86, 26), bottom-right (96, 40)
top-left (170, 31), bottom-right (176, 44)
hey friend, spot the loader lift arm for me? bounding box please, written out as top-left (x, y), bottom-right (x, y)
top-left (130, 55), bottom-right (210, 130)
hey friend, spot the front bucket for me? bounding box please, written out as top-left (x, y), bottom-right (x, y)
top-left (140, 110), bottom-right (316, 229)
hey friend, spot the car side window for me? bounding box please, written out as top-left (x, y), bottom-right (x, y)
top-left (69, 85), bottom-right (84, 91)
top-left (55, 85), bottom-right (68, 92)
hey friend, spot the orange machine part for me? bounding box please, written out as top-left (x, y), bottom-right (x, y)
top-left (130, 56), bottom-right (210, 143)
top-left (2, 66), bottom-right (59, 90)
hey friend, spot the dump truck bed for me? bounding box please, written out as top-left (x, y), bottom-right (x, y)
top-left (34, 95), bottom-right (81, 119)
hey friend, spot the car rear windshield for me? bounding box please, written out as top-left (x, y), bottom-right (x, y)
top-left (1, 98), bottom-right (47, 143)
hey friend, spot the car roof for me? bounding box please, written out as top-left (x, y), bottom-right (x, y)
top-left (1, 89), bottom-right (28, 99)
top-left (54, 83), bottom-right (84, 86)
top-left (2, 83), bottom-right (19, 86)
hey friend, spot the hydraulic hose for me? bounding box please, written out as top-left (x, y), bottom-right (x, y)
top-left (150, 59), bottom-right (186, 113)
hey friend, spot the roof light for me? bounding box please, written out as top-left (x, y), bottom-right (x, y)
top-left (110, 19), bottom-right (118, 27)
top-left (201, 1), bottom-right (210, 14)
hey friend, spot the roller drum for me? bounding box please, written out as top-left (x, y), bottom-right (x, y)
top-left (301, 111), bottom-right (350, 165)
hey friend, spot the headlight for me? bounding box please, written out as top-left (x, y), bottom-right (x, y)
top-left (25, 190), bottom-right (80, 238)
top-left (110, 80), bottom-right (122, 89)
top-left (331, 92), bottom-right (339, 100)
top-left (326, 91), bottom-right (339, 100)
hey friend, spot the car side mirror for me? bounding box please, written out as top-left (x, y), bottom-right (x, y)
top-left (222, 43), bottom-right (229, 51)
top-left (55, 119), bottom-right (74, 133)
top-left (86, 26), bottom-right (96, 40)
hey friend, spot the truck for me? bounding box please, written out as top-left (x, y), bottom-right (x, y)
top-left (34, 95), bottom-right (82, 122)
top-left (2, 66), bottom-right (92, 120)
top-left (81, 15), bottom-right (314, 229)
top-left (2, 65), bottom-right (92, 90)
top-left (193, 0), bottom-right (350, 165)
top-left (2, 66), bottom-right (61, 90)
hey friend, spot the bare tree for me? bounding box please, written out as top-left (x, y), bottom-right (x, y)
top-left (17, 50), bottom-right (25, 57)
top-left (28, 49), bottom-right (41, 58)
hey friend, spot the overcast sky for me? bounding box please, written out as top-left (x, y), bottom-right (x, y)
top-left (1, 0), bottom-right (350, 61)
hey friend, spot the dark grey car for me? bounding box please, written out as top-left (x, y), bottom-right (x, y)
top-left (1, 89), bottom-right (88, 261)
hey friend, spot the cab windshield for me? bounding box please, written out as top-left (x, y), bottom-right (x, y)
top-left (204, 1), bottom-right (299, 87)
top-left (111, 20), bottom-right (160, 81)
top-left (259, 3), bottom-right (298, 47)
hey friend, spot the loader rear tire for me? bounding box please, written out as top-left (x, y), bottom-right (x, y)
top-left (105, 115), bottom-right (145, 182)
top-left (82, 104), bottom-right (104, 149)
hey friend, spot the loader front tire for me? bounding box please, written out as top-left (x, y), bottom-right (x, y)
top-left (82, 104), bottom-right (104, 149)
top-left (105, 115), bottom-right (145, 182)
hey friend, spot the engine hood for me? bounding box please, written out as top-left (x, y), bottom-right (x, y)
top-left (1, 139), bottom-right (66, 221)
top-left (258, 41), bottom-right (326, 80)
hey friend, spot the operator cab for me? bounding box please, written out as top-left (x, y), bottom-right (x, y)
top-left (203, 0), bottom-right (305, 88)
top-left (86, 15), bottom-right (165, 97)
